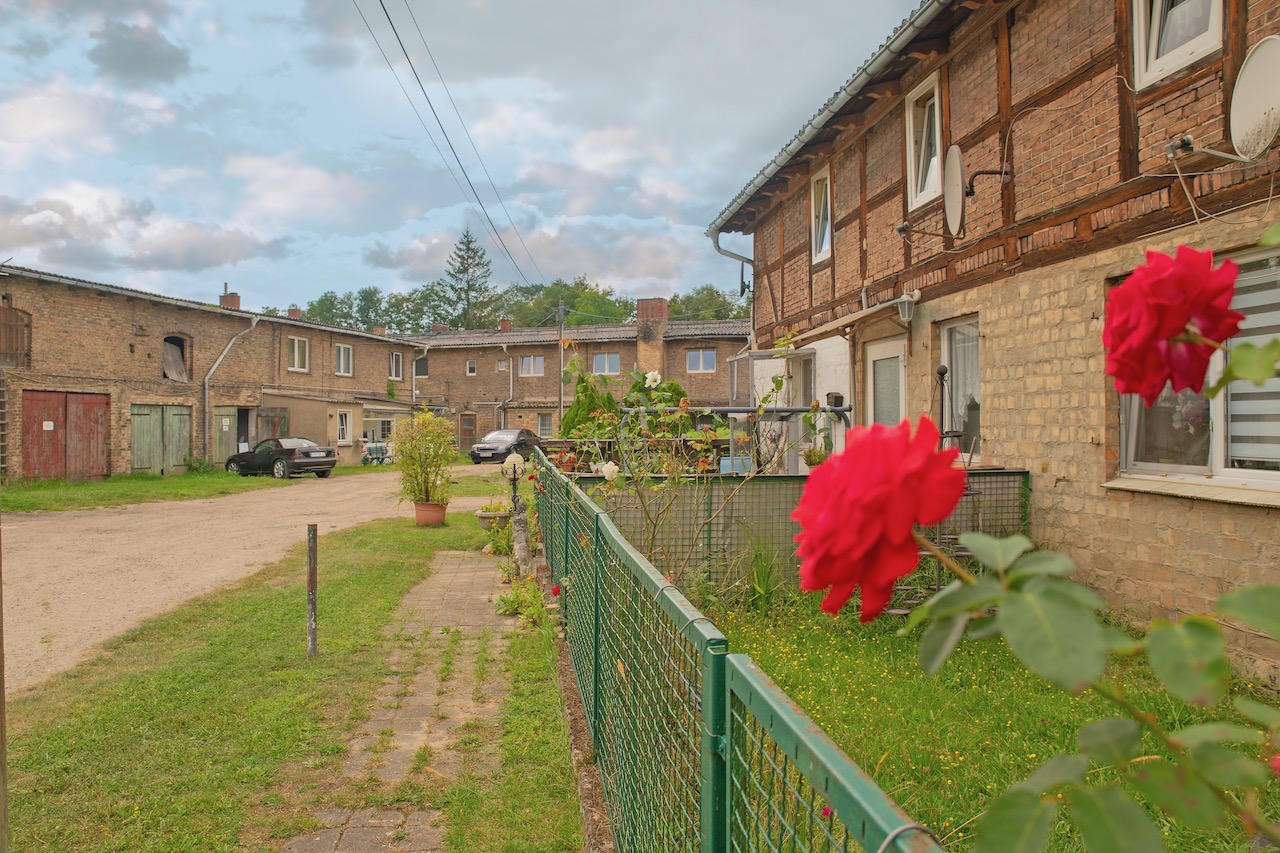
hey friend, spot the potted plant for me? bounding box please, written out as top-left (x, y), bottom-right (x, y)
top-left (475, 499), bottom-right (511, 531)
top-left (802, 446), bottom-right (828, 468)
top-left (394, 410), bottom-right (457, 525)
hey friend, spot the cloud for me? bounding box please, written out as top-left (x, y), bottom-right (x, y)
top-left (18, 0), bottom-right (175, 24)
top-left (88, 21), bottom-right (191, 85)
top-left (224, 153), bottom-right (371, 228)
top-left (130, 219), bottom-right (290, 271)
top-left (4, 31), bottom-right (54, 59)
top-left (361, 233), bottom-right (452, 282)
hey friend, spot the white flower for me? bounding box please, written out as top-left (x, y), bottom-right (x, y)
top-left (644, 370), bottom-right (661, 388)
top-left (599, 461), bottom-right (620, 482)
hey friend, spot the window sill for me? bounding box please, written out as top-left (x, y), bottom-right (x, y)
top-left (1102, 476), bottom-right (1280, 509)
top-left (287, 367), bottom-right (309, 373)
top-left (337, 441), bottom-right (353, 447)
top-left (686, 369), bottom-right (716, 374)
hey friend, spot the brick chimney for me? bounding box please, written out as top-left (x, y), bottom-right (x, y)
top-left (431, 324), bottom-right (450, 333)
top-left (372, 326), bottom-right (386, 335)
top-left (499, 318), bottom-right (512, 332)
top-left (637, 297), bottom-right (669, 321)
top-left (219, 282), bottom-right (241, 311)
top-left (287, 307), bottom-right (302, 320)
top-left (635, 297), bottom-right (669, 376)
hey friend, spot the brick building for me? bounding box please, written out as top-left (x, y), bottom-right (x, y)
top-left (708, 0), bottom-right (1280, 681)
top-left (406, 297), bottom-right (749, 448)
top-left (0, 265), bottom-right (419, 480)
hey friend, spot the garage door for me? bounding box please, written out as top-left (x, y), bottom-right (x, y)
top-left (131, 404), bottom-right (191, 475)
top-left (22, 391), bottom-right (110, 481)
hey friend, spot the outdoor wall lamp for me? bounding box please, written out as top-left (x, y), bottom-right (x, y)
top-left (894, 289), bottom-right (921, 323)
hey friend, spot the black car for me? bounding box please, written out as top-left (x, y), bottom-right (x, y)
top-left (225, 437), bottom-right (337, 479)
top-left (470, 428), bottom-right (540, 463)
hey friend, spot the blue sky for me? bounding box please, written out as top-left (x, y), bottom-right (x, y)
top-left (0, 0), bottom-right (918, 312)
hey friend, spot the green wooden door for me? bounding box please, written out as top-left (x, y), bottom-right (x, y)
top-left (213, 407), bottom-right (239, 463)
top-left (163, 405), bottom-right (190, 473)
top-left (131, 405), bottom-right (163, 474)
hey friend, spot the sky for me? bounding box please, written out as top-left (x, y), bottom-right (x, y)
top-left (0, 0), bottom-right (920, 313)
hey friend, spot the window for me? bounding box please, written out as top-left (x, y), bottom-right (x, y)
top-left (592, 352), bottom-right (621, 374)
top-left (466, 359), bottom-right (477, 376)
top-left (162, 335), bottom-right (189, 382)
top-left (363, 417), bottom-right (393, 442)
top-left (334, 344), bottom-right (352, 377)
top-left (336, 410), bottom-right (352, 444)
top-left (687, 349), bottom-right (717, 373)
top-left (498, 360), bottom-right (508, 372)
top-left (1133, 0), bottom-right (1222, 88)
top-left (389, 351), bottom-right (403, 380)
top-left (288, 336), bottom-right (310, 372)
top-left (520, 355), bottom-right (545, 376)
top-left (942, 318), bottom-right (981, 456)
top-left (905, 75), bottom-right (943, 210)
top-left (811, 168), bottom-right (832, 263)
top-left (538, 413), bottom-right (553, 438)
top-left (414, 355), bottom-right (428, 377)
top-left (1121, 246), bottom-right (1280, 489)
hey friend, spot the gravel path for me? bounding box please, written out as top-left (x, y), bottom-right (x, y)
top-left (0, 466), bottom-right (498, 694)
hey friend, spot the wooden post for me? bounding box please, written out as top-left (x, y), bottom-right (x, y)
top-left (307, 524), bottom-right (318, 658)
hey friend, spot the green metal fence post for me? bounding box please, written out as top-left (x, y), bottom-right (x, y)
top-left (591, 512), bottom-right (602, 744)
top-left (701, 638), bottom-right (728, 853)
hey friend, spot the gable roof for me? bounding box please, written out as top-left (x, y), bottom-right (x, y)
top-left (405, 319), bottom-right (751, 349)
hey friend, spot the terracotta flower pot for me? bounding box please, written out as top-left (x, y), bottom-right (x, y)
top-left (414, 501), bottom-right (447, 526)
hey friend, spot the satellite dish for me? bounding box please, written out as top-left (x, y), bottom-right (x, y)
top-left (943, 144), bottom-right (966, 237)
top-left (1230, 35), bottom-right (1280, 160)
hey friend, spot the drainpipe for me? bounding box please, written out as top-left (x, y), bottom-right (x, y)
top-left (413, 343), bottom-right (428, 408)
top-left (501, 344), bottom-right (514, 429)
top-left (204, 317), bottom-right (259, 461)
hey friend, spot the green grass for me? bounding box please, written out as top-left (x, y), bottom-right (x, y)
top-left (0, 468), bottom-right (293, 512)
top-left (713, 591), bottom-right (1279, 851)
top-left (7, 516), bottom-right (487, 851)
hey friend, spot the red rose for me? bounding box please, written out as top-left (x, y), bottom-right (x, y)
top-left (792, 417), bottom-right (966, 622)
top-left (552, 585), bottom-right (562, 596)
top-left (1270, 754), bottom-right (1280, 777)
top-left (1104, 246), bottom-right (1243, 405)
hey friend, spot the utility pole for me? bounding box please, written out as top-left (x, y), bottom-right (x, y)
top-left (557, 298), bottom-right (566, 426)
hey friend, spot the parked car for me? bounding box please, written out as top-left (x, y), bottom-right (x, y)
top-left (225, 437), bottom-right (336, 479)
top-left (469, 428), bottom-right (540, 463)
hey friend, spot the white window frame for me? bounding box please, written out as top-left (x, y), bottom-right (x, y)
top-left (1119, 244), bottom-right (1280, 492)
top-left (941, 317), bottom-right (981, 457)
top-left (466, 359), bottom-right (477, 376)
top-left (592, 352), bottom-right (621, 375)
top-left (519, 355), bottom-right (545, 377)
top-left (865, 338), bottom-right (907, 426)
top-left (288, 336), bottom-right (310, 373)
top-left (388, 351), bottom-right (403, 380)
top-left (334, 344), bottom-right (352, 377)
top-left (810, 167), bottom-right (832, 264)
top-left (905, 74), bottom-right (943, 211)
top-left (687, 349), bottom-right (717, 374)
top-left (1132, 0), bottom-right (1222, 89)
top-left (537, 413), bottom-right (553, 438)
top-left (336, 409), bottom-right (352, 445)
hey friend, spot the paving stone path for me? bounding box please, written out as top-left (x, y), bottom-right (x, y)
top-left (283, 551), bottom-right (517, 853)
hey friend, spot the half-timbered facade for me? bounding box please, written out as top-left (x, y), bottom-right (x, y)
top-left (709, 0), bottom-right (1280, 682)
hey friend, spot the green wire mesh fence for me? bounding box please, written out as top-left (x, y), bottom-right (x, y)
top-left (534, 449), bottom-right (945, 853)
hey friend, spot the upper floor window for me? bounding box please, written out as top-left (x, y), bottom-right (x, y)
top-left (163, 335), bottom-right (190, 382)
top-left (389, 351), bottom-right (403, 380)
top-left (466, 359), bottom-right (477, 376)
top-left (288, 336), bottom-right (310, 372)
top-left (1120, 246), bottom-right (1280, 490)
top-left (335, 344), bottom-right (353, 377)
top-left (811, 168), bottom-right (832, 264)
top-left (520, 355), bottom-right (545, 376)
top-left (1133, 0), bottom-right (1222, 88)
top-left (905, 74), bottom-right (943, 210)
top-left (687, 349), bottom-right (717, 374)
top-left (592, 352), bottom-right (621, 375)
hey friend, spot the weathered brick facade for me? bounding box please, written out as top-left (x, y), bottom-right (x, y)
top-left (711, 0), bottom-right (1280, 683)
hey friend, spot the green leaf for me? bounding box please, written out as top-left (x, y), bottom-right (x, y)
top-left (1146, 617), bottom-right (1230, 707)
top-left (1128, 758), bottom-right (1226, 829)
top-left (929, 576), bottom-right (1005, 618)
top-left (1221, 340), bottom-right (1280, 387)
top-left (1077, 718), bottom-right (1141, 766)
top-left (1233, 696), bottom-right (1280, 729)
top-left (1261, 220), bottom-right (1280, 247)
top-left (1027, 576), bottom-right (1106, 611)
top-left (1069, 786), bottom-right (1163, 853)
top-left (1013, 753), bottom-right (1089, 795)
top-left (1190, 742), bottom-right (1271, 788)
top-left (1102, 626), bottom-right (1144, 655)
top-left (1007, 550), bottom-right (1076, 583)
top-left (1216, 585), bottom-right (1280, 643)
top-left (968, 614), bottom-right (1003, 639)
top-left (972, 789), bottom-right (1057, 853)
top-left (998, 584), bottom-right (1107, 693)
top-left (1170, 722), bottom-right (1265, 749)
top-left (960, 533), bottom-right (1034, 573)
top-left (919, 612), bottom-right (970, 675)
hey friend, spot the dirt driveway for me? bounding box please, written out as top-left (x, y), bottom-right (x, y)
top-left (1, 466), bottom-right (499, 694)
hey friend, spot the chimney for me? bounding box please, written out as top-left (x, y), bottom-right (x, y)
top-left (287, 307), bottom-right (302, 320)
top-left (431, 324), bottom-right (450, 333)
top-left (637, 297), bottom-right (669, 321)
top-left (635, 297), bottom-right (669, 376)
top-left (219, 282), bottom-right (241, 311)
top-left (372, 326), bottom-right (386, 335)
top-left (499, 318), bottom-right (512, 332)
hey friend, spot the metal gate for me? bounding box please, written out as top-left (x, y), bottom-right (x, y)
top-left (22, 391), bottom-right (110, 481)
top-left (130, 404), bottom-right (191, 475)
top-left (460, 413), bottom-right (476, 451)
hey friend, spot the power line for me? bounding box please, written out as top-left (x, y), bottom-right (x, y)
top-left (373, 0), bottom-right (534, 287)
top-left (400, 0), bottom-right (547, 283)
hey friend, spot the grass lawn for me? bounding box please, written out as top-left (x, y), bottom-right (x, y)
top-left (712, 590), bottom-right (1280, 851)
top-left (7, 513), bottom-right (580, 851)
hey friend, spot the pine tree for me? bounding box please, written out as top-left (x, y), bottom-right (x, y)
top-left (432, 227), bottom-right (497, 330)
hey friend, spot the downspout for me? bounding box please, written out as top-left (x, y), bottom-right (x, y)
top-left (501, 344), bottom-right (514, 429)
top-left (204, 316), bottom-right (259, 461)
top-left (413, 343), bottom-right (428, 408)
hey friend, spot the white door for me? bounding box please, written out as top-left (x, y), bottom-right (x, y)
top-left (865, 339), bottom-right (907, 426)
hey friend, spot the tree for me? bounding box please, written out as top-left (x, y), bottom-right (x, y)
top-left (432, 228), bottom-right (497, 330)
top-left (498, 275), bottom-right (634, 328)
top-left (301, 291), bottom-right (357, 327)
top-left (354, 286), bottom-right (386, 330)
top-left (668, 284), bottom-right (749, 321)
